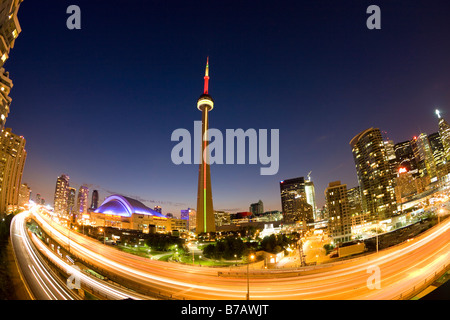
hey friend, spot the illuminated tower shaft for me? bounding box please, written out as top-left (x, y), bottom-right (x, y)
top-left (196, 58), bottom-right (215, 234)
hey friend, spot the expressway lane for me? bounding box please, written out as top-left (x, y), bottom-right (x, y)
top-left (10, 211), bottom-right (77, 300)
top-left (11, 210), bottom-right (155, 300)
top-left (32, 208), bottom-right (450, 300)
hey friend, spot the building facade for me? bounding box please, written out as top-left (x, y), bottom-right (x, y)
top-left (54, 174), bottom-right (70, 215)
top-left (90, 189), bottom-right (99, 210)
top-left (394, 140), bottom-right (418, 173)
top-left (0, 0), bottom-right (22, 130)
top-left (411, 133), bottom-right (437, 180)
top-left (249, 200), bottom-right (264, 215)
top-left (17, 182), bottom-right (30, 207)
top-left (325, 181), bottom-right (351, 244)
top-left (428, 131), bottom-right (448, 177)
top-left (350, 128), bottom-right (397, 221)
top-left (67, 187), bottom-right (76, 216)
top-left (76, 185), bottom-right (89, 217)
top-left (437, 111), bottom-right (450, 162)
top-left (0, 128), bottom-right (26, 214)
top-left (280, 177), bottom-right (314, 226)
top-left (93, 195), bottom-right (174, 233)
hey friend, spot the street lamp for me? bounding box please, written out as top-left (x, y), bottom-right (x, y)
top-left (246, 254), bottom-right (255, 300)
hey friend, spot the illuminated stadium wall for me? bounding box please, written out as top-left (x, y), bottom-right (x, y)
top-left (91, 194), bottom-right (187, 233)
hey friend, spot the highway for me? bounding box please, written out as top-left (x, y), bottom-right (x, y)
top-left (11, 211), bottom-right (152, 300)
top-left (10, 211), bottom-right (77, 300)
top-left (28, 207), bottom-right (450, 300)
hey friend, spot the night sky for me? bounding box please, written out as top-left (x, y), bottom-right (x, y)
top-left (5, 0), bottom-right (450, 216)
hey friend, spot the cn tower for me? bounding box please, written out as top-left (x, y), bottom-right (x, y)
top-left (196, 57), bottom-right (216, 234)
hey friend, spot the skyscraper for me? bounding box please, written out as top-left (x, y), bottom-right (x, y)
top-left (17, 182), bottom-right (30, 207)
top-left (305, 174), bottom-right (317, 220)
top-left (325, 181), bottom-right (351, 243)
top-left (54, 174), bottom-right (70, 215)
top-left (91, 189), bottom-right (99, 210)
top-left (249, 200), bottom-right (264, 215)
top-left (280, 177), bottom-right (313, 226)
top-left (350, 128), bottom-right (397, 221)
top-left (428, 132), bottom-right (447, 176)
top-left (436, 109), bottom-right (450, 162)
top-left (411, 133), bottom-right (437, 180)
top-left (0, 128), bottom-right (26, 214)
top-left (394, 140), bottom-right (418, 173)
top-left (196, 58), bottom-right (215, 234)
top-left (0, 0), bottom-right (22, 130)
top-left (67, 187), bottom-right (76, 215)
top-left (76, 186), bottom-right (89, 217)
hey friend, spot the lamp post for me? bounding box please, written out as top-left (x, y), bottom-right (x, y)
top-left (374, 218), bottom-right (379, 254)
top-left (246, 254), bottom-right (255, 300)
top-left (68, 224), bottom-right (71, 253)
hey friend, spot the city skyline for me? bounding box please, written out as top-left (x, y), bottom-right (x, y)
top-left (4, 1), bottom-right (450, 214)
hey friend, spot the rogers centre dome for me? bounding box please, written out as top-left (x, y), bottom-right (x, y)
top-left (94, 194), bottom-right (166, 218)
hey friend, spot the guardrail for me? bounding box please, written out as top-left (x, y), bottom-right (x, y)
top-left (393, 263), bottom-right (449, 300)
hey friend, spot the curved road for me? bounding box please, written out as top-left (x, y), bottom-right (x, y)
top-left (11, 211), bottom-right (152, 300)
top-left (30, 207), bottom-right (450, 300)
top-left (10, 211), bottom-right (77, 300)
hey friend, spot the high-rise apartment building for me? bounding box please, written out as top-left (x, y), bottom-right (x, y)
top-left (188, 208), bottom-right (196, 232)
top-left (0, 0), bottom-right (22, 130)
top-left (305, 177), bottom-right (317, 220)
top-left (67, 187), bottom-right (76, 215)
top-left (394, 140), bottom-right (418, 173)
top-left (350, 128), bottom-right (397, 221)
top-left (0, 127), bottom-right (26, 214)
top-left (411, 133), bottom-right (437, 180)
top-left (325, 181), bottom-right (351, 243)
top-left (76, 185), bottom-right (89, 217)
top-left (91, 189), bottom-right (99, 210)
top-left (437, 110), bottom-right (450, 162)
top-left (280, 177), bottom-right (314, 225)
top-left (17, 182), bottom-right (30, 207)
top-left (249, 200), bottom-right (264, 215)
top-left (54, 174), bottom-right (70, 215)
top-left (0, 68), bottom-right (12, 130)
top-left (347, 185), bottom-right (366, 229)
top-left (428, 131), bottom-right (447, 177)
top-left (384, 140), bottom-right (398, 175)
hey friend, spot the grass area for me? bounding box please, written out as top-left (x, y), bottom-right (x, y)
top-left (178, 252), bottom-right (238, 267)
top-left (116, 244), bottom-right (166, 258)
top-left (0, 240), bottom-right (15, 300)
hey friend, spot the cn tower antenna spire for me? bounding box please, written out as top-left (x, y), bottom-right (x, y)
top-left (204, 56), bottom-right (210, 94)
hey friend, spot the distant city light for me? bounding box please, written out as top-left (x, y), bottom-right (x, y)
top-left (398, 167), bottom-right (408, 174)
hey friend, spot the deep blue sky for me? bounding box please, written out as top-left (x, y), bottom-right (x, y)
top-left (5, 0), bottom-right (450, 216)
